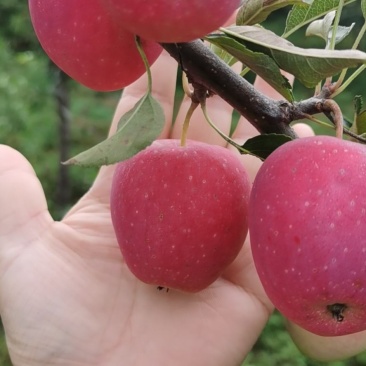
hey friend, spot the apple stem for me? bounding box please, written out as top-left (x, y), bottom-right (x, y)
top-left (182, 72), bottom-right (194, 98)
top-left (201, 101), bottom-right (251, 154)
top-left (180, 101), bottom-right (199, 147)
top-left (135, 36), bottom-right (153, 94)
top-left (323, 99), bottom-right (344, 139)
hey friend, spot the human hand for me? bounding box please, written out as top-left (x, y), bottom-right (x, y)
top-left (0, 51), bottom-right (271, 366)
top-left (0, 50), bottom-right (363, 366)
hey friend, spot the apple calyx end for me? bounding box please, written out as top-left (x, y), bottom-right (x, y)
top-left (327, 303), bottom-right (347, 322)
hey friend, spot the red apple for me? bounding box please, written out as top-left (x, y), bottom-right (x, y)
top-left (28, 0), bottom-right (162, 91)
top-left (104, 0), bottom-right (241, 43)
top-left (110, 139), bottom-right (251, 292)
top-left (249, 135), bottom-right (366, 336)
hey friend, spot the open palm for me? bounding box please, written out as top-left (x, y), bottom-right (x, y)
top-left (0, 52), bottom-right (322, 366)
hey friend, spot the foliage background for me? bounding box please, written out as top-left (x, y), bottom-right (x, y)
top-left (1, 2), bottom-right (366, 365)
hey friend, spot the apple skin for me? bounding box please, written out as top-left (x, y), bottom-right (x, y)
top-left (249, 135), bottom-right (366, 336)
top-left (110, 139), bottom-right (251, 292)
top-left (28, 0), bottom-right (162, 91)
top-left (104, 0), bottom-right (241, 43)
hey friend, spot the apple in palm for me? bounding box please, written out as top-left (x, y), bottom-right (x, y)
top-left (110, 139), bottom-right (251, 292)
top-left (249, 135), bottom-right (366, 336)
top-left (105, 0), bottom-right (241, 43)
top-left (29, 0), bottom-right (162, 91)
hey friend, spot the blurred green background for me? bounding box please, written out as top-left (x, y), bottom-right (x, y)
top-left (1, 2), bottom-right (366, 365)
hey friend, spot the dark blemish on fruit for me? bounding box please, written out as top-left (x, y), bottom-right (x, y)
top-left (294, 236), bottom-right (301, 244)
top-left (157, 286), bottom-right (170, 293)
top-left (327, 303), bottom-right (347, 322)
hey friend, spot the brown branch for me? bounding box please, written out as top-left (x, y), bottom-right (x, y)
top-left (161, 40), bottom-right (366, 144)
top-left (161, 41), bottom-right (298, 138)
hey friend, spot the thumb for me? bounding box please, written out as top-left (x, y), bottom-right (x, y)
top-left (0, 145), bottom-right (52, 253)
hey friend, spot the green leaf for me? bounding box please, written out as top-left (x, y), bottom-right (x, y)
top-left (343, 116), bottom-right (353, 129)
top-left (240, 134), bottom-right (293, 160)
top-left (362, 0), bottom-right (366, 19)
top-left (213, 25), bottom-right (366, 88)
top-left (64, 93), bottom-right (165, 167)
top-left (350, 96), bottom-right (366, 135)
top-left (284, 0), bottom-right (357, 37)
top-left (207, 34), bottom-right (294, 101)
top-left (236, 0), bottom-right (305, 26)
top-left (209, 43), bottom-right (238, 67)
top-left (354, 95), bottom-right (363, 115)
top-left (305, 10), bottom-right (336, 42)
top-left (356, 110), bottom-right (366, 136)
top-left (354, 95), bottom-right (366, 137)
top-left (305, 10), bottom-right (355, 47)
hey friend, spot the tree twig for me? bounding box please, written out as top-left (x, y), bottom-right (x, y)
top-left (161, 40), bottom-right (365, 144)
top-left (161, 41), bottom-right (298, 138)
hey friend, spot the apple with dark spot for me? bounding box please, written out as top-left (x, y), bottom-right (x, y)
top-left (29, 0), bottom-right (162, 91)
top-left (249, 135), bottom-right (366, 336)
top-left (110, 139), bottom-right (251, 292)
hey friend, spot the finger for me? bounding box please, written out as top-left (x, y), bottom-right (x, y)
top-left (65, 51), bottom-right (179, 216)
top-left (227, 74), bottom-right (316, 183)
top-left (292, 122), bottom-right (315, 138)
top-left (226, 123), bottom-right (315, 184)
top-left (0, 145), bottom-right (52, 254)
